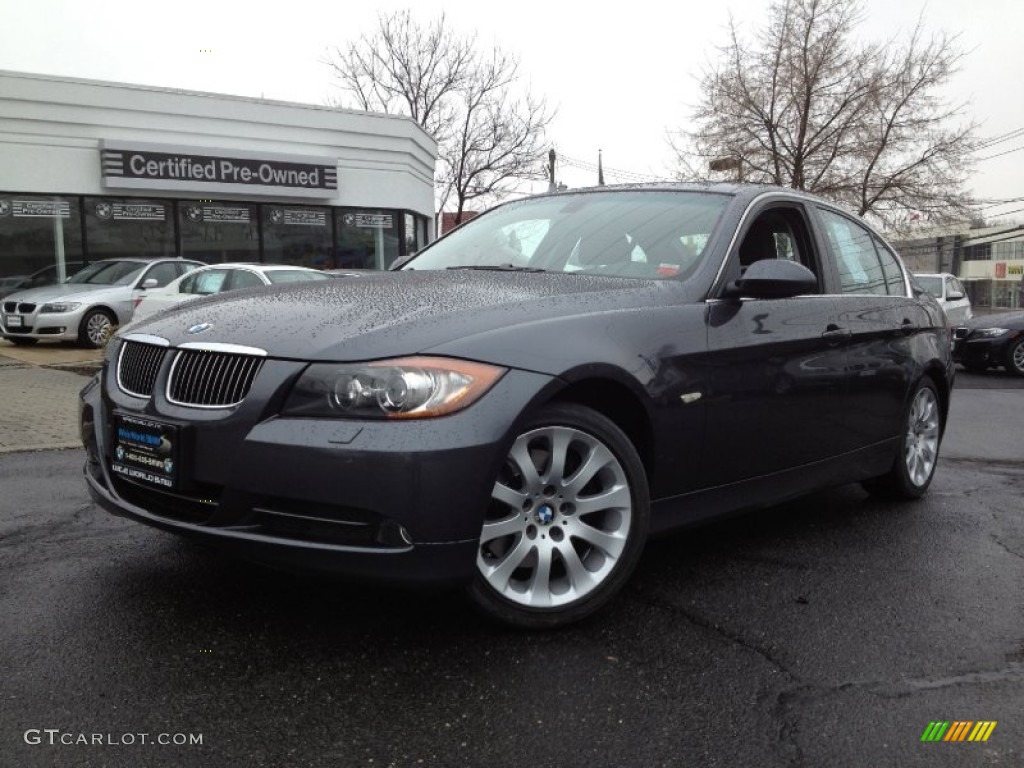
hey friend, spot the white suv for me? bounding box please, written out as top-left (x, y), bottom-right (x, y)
top-left (914, 273), bottom-right (973, 325)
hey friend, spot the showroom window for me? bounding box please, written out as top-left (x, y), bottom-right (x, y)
top-left (84, 196), bottom-right (175, 260)
top-left (261, 205), bottom-right (333, 269)
top-left (335, 209), bottom-right (400, 269)
top-left (178, 200), bottom-right (259, 263)
top-left (0, 193), bottom-right (84, 282)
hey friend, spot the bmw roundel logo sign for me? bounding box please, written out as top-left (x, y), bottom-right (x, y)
top-left (186, 323), bottom-right (213, 335)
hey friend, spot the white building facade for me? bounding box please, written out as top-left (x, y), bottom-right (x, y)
top-left (0, 70), bottom-right (437, 280)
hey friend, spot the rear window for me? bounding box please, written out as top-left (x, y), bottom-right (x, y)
top-left (265, 270), bottom-right (330, 285)
top-left (915, 276), bottom-right (943, 298)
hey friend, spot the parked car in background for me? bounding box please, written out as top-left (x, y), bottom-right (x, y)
top-left (1, 258), bottom-right (204, 347)
top-left (953, 311), bottom-right (1024, 376)
top-left (0, 261), bottom-right (85, 300)
top-left (913, 272), bottom-right (973, 325)
top-left (132, 263), bottom-right (331, 322)
top-left (82, 184), bottom-right (953, 627)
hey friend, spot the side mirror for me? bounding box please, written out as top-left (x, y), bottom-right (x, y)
top-left (730, 259), bottom-right (817, 299)
top-left (141, 278), bottom-right (159, 289)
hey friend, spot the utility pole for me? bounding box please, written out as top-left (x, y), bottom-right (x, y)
top-left (547, 148), bottom-right (557, 192)
top-left (598, 149), bottom-right (605, 186)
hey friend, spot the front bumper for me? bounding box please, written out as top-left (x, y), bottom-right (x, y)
top-left (80, 360), bottom-right (556, 584)
top-left (1, 306), bottom-right (86, 341)
top-left (952, 333), bottom-right (1015, 368)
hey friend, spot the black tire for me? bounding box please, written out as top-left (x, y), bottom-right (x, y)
top-left (468, 403), bottom-right (650, 628)
top-left (78, 309), bottom-right (115, 349)
top-left (862, 378), bottom-right (943, 500)
top-left (1005, 338), bottom-right (1024, 378)
top-left (5, 336), bottom-right (37, 346)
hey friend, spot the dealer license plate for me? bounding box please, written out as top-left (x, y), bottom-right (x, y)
top-left (110, 414), bottom-right (180, 490)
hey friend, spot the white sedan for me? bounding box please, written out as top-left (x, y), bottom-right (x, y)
top-left (133, 263), bottom-right (330, 321)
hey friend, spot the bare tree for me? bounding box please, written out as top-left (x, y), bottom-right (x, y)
top-left (672, 0), bottom-right (976, 227)
top-left (326, 11), bottom-right (553, 225)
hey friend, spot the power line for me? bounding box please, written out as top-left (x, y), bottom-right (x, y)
top-left (975, 127), bottom-right (1024, 151)
top-left (976, 144), bottom-right (1024, 162)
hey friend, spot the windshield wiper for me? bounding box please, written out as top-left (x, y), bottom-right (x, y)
top-left (446, 264), bottom-right (547, 273)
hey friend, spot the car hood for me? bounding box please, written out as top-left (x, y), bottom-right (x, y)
top-left (4, 283), bottom-right (125, 304)
top-left (124, 270), bottom-right (681, 361)
top-left (962, 311), bottom-right (1024, 330)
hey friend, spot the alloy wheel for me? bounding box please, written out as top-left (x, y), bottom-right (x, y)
top-left (85, 312), bottom-right (112, 347)
top-left (904, 386), bottom-right (940, 487)
top-left (1010, 339), bottom-right (1024, 376)
top-left (477, 424), bottom-right (633, 609)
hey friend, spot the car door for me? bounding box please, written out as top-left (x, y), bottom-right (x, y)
top-left (702, 201), bottom-right (847, 487)
top-left (814, 207), bottom-right (924, 452)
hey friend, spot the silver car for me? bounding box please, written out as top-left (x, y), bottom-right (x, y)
top-left (914, 272), bottom-right (973, 326)
top-left (0, 258), bottom-right (204, 348)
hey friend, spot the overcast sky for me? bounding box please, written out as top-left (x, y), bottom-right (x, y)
top-left (1, 0), bottom-right (1021, 218)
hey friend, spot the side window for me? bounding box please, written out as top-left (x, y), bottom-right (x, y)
top-left (141, 262), bottom-right (179, 288)
top-left (180, 269), bottom-right (228, 295)
top-left (872, 235), bottom-right (906, 296)
top-left (175, 262), bottom-right (201, 278)
top-left (736, 206), bottom-right (820, 287)
top-left (818, 209), bottom-right (887, 295)
top-left (228, 270), bottom-right (265, 290)
top-left (177, 273), bottom-right (198, 295)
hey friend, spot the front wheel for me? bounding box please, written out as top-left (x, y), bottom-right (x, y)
top-left (1006, 338), bottom-right (1024, 378)
top-left (468, 403), bottom-right (650, 628)
top-left (78, 309), bottom-right (115, 349)
top-left (863, 378), bottom-right (943, 499)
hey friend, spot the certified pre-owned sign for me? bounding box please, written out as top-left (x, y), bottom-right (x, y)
top-left (101, 141), bottom-right (337, 199)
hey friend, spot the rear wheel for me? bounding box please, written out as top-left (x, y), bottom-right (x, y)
top-left (1006, 338), bottom-right (1024, 378)
top-left (863, 378), bottom-right (942, 499)
top-left (78, 309), bottom-right (115, 349)
top-left (468, 403), bottom-right (650, 628)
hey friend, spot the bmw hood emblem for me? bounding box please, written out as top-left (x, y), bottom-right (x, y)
top-left (186, 323), bottom-right (213, 335)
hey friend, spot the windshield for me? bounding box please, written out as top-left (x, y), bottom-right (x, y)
top-left (67, 261), bottom-right (146, 286)
top-left (915, 276), bottom-right (943, 297)
top-left (406, 190), bottom-right (729, 280)
top-left (265, 270), bottom-right (331, 285)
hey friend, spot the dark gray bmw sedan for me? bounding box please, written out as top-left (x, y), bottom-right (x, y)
top-left (81, 184), bottom-right (954, 627)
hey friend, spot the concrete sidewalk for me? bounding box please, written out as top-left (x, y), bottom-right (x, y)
top-left (0, 341), bottom-right (101, 454)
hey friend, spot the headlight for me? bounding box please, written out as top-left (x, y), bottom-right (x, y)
top-left (40, 302), bottom-right (81, 313)
top-left (972, 327), bottom-right (1009, 338)
top-left (282, 356), bottom-right (507, 420)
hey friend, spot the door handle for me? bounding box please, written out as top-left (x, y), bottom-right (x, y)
top-left (822, 324), bottom-right (850, 345)
top-left (900, 319), bottom-right (919, 336)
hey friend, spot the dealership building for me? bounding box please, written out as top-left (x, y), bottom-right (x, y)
top-left (0, 70), bottom-right (437, 282)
